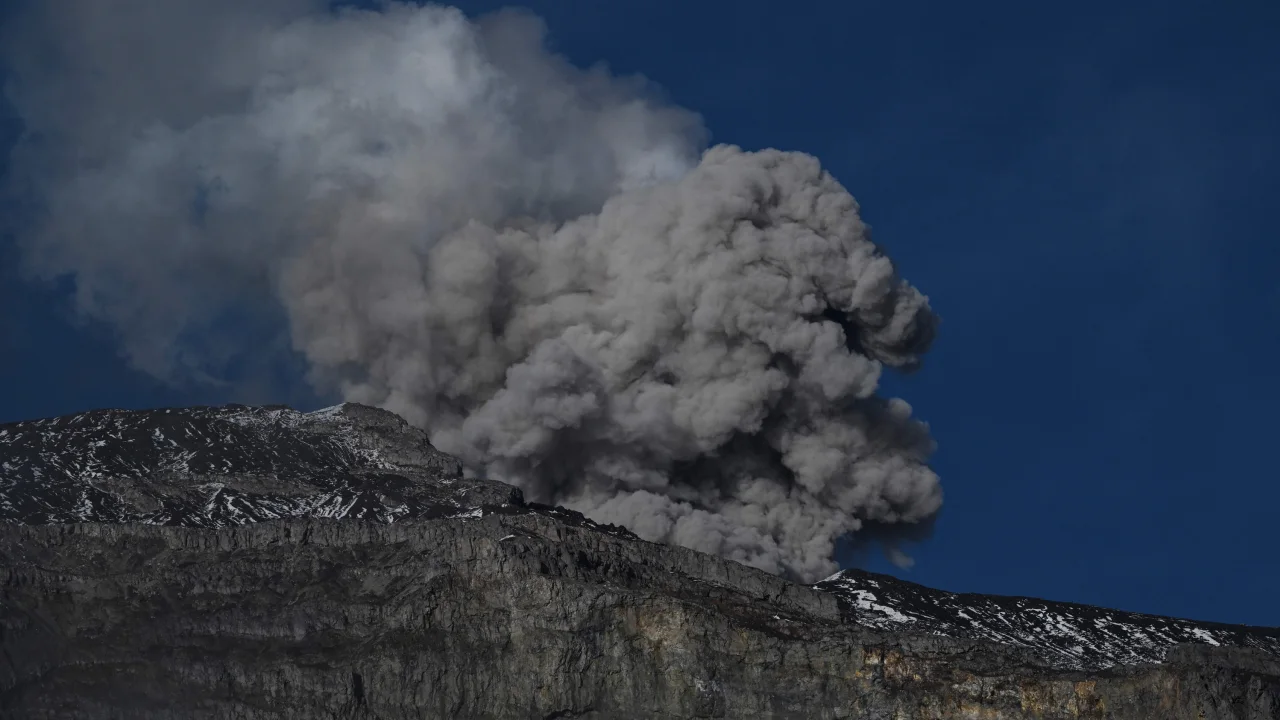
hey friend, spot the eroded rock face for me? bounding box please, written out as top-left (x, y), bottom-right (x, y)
top-left (1, 404), bottom-right (1277, 719)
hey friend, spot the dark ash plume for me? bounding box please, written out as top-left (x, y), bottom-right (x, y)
top-left (3, 0), bottom-right (940, 581)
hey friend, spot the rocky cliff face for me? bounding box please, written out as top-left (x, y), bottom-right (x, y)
top-left (2, 404), bottom-right (1277, 719)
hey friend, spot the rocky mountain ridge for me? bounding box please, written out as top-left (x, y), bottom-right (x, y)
top-left (2, 403), bottom-right (1277, 718)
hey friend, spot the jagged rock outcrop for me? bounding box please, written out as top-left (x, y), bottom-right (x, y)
top-left (2, 404), bottom-right (1277, 719)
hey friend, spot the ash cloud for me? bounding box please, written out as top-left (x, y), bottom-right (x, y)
top-left (2, 0), bottom-right (941, 581)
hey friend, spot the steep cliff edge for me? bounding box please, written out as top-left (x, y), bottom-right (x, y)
top-left (2, 404), bottom-right (1277, 719)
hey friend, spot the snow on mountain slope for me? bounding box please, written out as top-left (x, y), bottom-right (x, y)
top-left (815, 569), bottom-right (1280, 670)
top-left (0, 403), bottom-right (510, 527)
top-left (2, 403), bottom-right (1276, 673)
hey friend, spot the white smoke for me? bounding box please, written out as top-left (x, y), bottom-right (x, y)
top-left (3, 0), bottom-right (941, 581)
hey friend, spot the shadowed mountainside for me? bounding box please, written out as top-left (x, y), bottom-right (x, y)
top-left (1, 404), bottom-right (1277, 718)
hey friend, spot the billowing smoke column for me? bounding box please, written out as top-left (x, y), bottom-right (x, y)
top-left (2, 0), bottom-right (940, 581)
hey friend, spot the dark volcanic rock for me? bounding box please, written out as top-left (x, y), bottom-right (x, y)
top-left (815, 569), bottom-right (1280, 672)
top-left (1, 404), bottom-right (1277, 719)
top-left (0, 403), bottom-right (512, 525)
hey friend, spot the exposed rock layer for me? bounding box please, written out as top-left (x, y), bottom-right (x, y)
top-left (1, 404), bottom-right (1277, 718)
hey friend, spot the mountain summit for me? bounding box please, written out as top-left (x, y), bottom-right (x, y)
top-left (2, 404), bottom-right (1276, 718)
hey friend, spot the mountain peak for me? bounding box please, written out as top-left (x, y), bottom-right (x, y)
top-left (0, 402), bottom-right (512, 528)
top-left (2, 403), bottom-right (1277, 717)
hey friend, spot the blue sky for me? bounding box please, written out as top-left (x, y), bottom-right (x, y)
top-left (2, 0), bottom-right (1278, 626)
